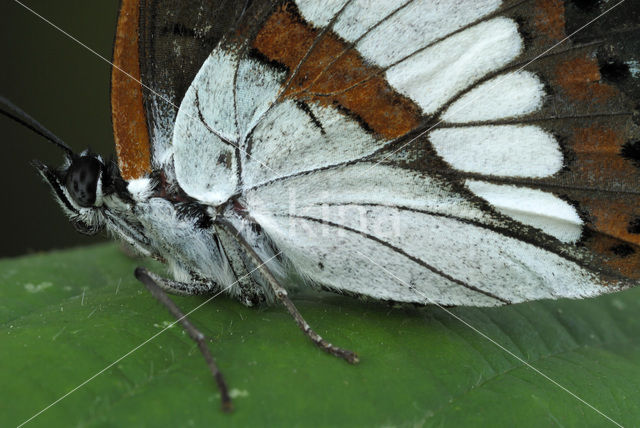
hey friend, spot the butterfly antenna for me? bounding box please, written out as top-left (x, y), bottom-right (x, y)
top-left (0, 96), bottom-right (75, 157)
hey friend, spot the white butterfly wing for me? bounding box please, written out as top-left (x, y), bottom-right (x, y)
top-left (170, 46), bottom-right (389, 200)
top-left (247, 163), bottom-right (608, 305)
top-left (163, 0), bottom-right (639, 303)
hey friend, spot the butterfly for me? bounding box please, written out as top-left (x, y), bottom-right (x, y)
top-left (3, 0), bottom-right (639, 412)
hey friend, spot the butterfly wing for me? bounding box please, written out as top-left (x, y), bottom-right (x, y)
top-left (247, 162), bottom-right (617, 305)
top-left (111, 0), bottom-right (152, 180)
top-left (131, 1), bottom-right (639, 304)
top-left (111, 0), bottom-right (249, 180)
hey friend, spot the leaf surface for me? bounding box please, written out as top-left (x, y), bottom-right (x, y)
top-left (1, 244), bottom-right (639, 427)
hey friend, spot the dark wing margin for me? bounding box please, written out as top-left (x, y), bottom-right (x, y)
top-left (433, 0), bottom-right (640, 280)
top-left (428, 1), bottom-right (640, 281)
top-left (137, 0), bottom-right (268, 166)
top-left (558, 0), bottom-right (640, 279)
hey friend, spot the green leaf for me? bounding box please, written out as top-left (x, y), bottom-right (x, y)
top-left (1, 244), bottom-right (639, 427)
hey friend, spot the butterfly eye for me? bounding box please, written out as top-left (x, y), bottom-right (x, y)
top-left (64, 156), bottom-right (102, 207)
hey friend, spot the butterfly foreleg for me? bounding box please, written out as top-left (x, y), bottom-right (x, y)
top-left (218, 221), bottom-right (359, 365)
top-left (134, 267), bottom-right (233, 412)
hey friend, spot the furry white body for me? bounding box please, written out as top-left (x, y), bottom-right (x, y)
top-left (112, 182), bottom-right (282, 306)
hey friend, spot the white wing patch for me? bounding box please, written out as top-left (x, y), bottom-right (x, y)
top-left (192, 49), bottom-right (239, 141)
top-left (430, 125), bottom-right (563, 177)
top-left (442, 71), bottom-right (545, 123)
top-left (295, 0), bottom-right (349, 28)
top-left (248, 164), bottom-right (603, 304)
top-left (172, 48), bottom-right (288, 205)
top-left (236, 56), bottom-right (286, 144)
top-left (332, 0), bottom-right (407, 43)
top-left (246, 163), bottom-right (489, 222)
top-left (254, 213), bottom-right (503, 306)
top-left (243, 101), bottom-right (382, 188)
top-left (466, 180), bottom-right (584, 243)
top-left (386, 18), bottom-right (522, 114)
top-left (171, 50), bottom-right (240, 205)
top-left (354, 0), bottom-right (502, 67)
top-left (296, 0), bottom-right (522, 117)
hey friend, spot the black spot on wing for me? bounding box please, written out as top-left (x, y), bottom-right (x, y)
top-left (599, 58), bottom-right (631, 83)
top-left (610, 243), bottom-right (636, 257)
top-left (621, 140), bottom-right (640, 168)
top-left (571, 0), bottom-right (601, 12)
top-left (628, 217), bottom-right (640, 234)
top-left (216, 152), bottom-right (233, 170)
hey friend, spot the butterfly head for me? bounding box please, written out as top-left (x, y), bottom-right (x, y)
top-left (0, 96), bottom-right (126, 235)
top-left (32, 150), bottom-right (115, 235)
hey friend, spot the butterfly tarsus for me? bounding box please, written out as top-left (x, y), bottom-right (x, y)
top-left (276, 288), bottom-right (360, 364)
top-left (134, 267), bottom-right (233, 413)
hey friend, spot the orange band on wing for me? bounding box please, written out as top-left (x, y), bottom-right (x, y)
top-left (570, 126), bottom-right (639, 187)
top-left (253, 4), bottom-right (422, 140)
top-left (554, 57), bottom-right (617, 103)
top-left (111, 0), bottom-right (152, 180)
top-left (533, 0), bottom-right (565, 41)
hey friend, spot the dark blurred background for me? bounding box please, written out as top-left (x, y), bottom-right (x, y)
top-left (1, 1), bottom-right (120, 257)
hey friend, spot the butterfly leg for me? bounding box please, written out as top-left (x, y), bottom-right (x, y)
top-left (219, 220), bottom-right (359, 364)
top-left (134, 267), bottom-right (233, 412)
top-left (135, 268), bottom-right (214, 296)
top-left (270, 278), bottom-right (360, 364)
